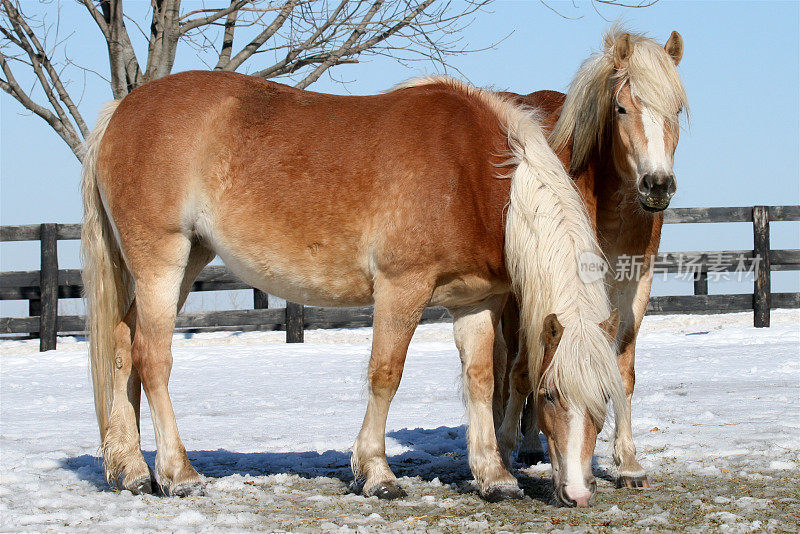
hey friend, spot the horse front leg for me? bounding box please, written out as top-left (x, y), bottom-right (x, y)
top-left (351, 274), bottom-right (433, 499)
top-left (452, 296), bottom-right (522, 502)
top-left (518, 394), bottom-right (547, 466)
top-left (495, 297), bottom-right (545, 466)
top-left (491, 319), bottom-right (508, 431)
top-left (612, 274), bottom-right (653, 489)
top-left (614, 339), bottom-right (649, 488)
top-left (496, 346), bottom-right (531, 469)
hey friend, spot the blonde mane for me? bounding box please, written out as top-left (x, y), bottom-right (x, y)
top-left (395, 75), bottom-right (625, 426)
top-left (551, 26), bottom-right (689, 173)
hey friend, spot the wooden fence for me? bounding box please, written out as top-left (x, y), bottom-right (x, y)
top-left (1, 206), bottom-right (798, 352)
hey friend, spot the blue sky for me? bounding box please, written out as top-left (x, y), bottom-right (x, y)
top-left (1, 0), bottom-right (798, 315)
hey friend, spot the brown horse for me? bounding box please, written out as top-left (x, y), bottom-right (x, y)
top-left (81, 72), bottom-right (624, 503)
top-left (495, 28), bottom-right (687, 489)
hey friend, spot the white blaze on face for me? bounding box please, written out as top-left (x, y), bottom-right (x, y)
top-left (640, 105), bottom-right (671, 174)
top-left (563, 408), bottom-right (591, 502)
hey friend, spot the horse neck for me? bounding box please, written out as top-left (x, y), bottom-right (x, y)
top-left (591, 148), bottom-right (664, 258)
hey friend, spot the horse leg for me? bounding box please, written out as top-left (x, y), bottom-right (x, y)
top-left (176, 243), bottom-right (215, 314)
top-left (103, 303), bottom-right (151, 493)
top-left (104, 242), bottom-right (214, 494)
top-left (491, 319), bottom-right (508, 431)
top-left (614, 340), bottom-right (649, 488)
top-left (612, 275), bottom-right (652, 489)
top-left (518, 393), bottom-right (547, 466)
top-left (452, 296), bottom-right (522, 501)
top-left (351, 275), bottom-right (433, 499)
top-left (496, 346), bottom-right (531, 469)
top-left (130, 234), bottom-right (202, 497)
top-left (499, 296), bottom-right (520, 415)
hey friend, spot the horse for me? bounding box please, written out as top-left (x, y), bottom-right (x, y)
top-left (81, 71), bottom-right (624, 505)
top-left (494, 27), bottom-right (688, 490)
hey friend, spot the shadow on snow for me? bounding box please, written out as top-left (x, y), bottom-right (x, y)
top-left (59, 425), bottom-right (611, 503)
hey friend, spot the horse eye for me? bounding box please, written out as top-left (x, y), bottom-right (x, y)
top-left (543, 388), bottom-right (555, 403)
top-left (616, 105), bottom-right (627, 115)
top-left (677, 106), bottom-right (684, 115)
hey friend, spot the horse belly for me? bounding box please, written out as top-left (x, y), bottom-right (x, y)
top-left (202, 209), bottom-right (375, 308)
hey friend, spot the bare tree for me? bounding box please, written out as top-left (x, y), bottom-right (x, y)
top-left (1, 0), bottom-right (655, 162)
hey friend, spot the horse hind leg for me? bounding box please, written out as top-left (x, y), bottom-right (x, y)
top-left (103, 303), bottom-right (151, 493)
top-left (127, 234), bottom-right (206, 496)
top-left (176, 242), bottom-right (215, 313)
top-left (103, 242), bottom-right (215, 494)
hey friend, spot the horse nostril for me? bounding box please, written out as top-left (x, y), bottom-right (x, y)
top-left (638, 174), bottom-right (653, 195)
top-left (667, 174), bottom-right (677, 197)
top-left (587, 480), bottom-right (597, 504)
top-left (557, 487), bottom-right (577, 507)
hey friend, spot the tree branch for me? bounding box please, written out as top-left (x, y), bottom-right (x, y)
top-left (78, 0), bottom-right (110, 39)
top-left (2, 0), bottom-right (88, 137)
top-left (99, 0), bottom-right (143, 97)
top-left (222, 0), bottom-right (301, 72)
top-left (294, 0), bottom-right (435, 89)
top-left (0, 52), bottom-right (83, 159)
top-left (214, 2), bottom-right (239, 69)
top-left (145, 0), bottom-right (181, 81)
top-left (180, 0), bottom-right (250, 35)
top-left (249, 0), bottom-right (351, 78)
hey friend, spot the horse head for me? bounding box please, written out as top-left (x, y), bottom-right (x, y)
top-left (608, 30), bottom-right (685, 211)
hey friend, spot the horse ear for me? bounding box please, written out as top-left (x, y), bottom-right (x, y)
top-left (665, 31), bottom-right (683, 66)
top-left (599, 309), bottom-right (620, 341)
top-left (613, 33), bottom-right (632, 69)
top-left (542, 313), bottom-right (564, 348)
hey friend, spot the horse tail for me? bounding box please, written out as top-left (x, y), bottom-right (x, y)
top-left (81, 100), bottom-right (130, 442)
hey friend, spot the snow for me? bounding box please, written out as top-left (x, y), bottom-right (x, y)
top-left (1, 310), bottom-right (798, 532)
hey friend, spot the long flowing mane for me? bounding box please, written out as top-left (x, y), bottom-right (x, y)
top-left (501, 114), bottom-right (625, 426)
top-left (396, 76), bottom-right (625, 425)
top-left (551, 26), bottom-right (689, 173)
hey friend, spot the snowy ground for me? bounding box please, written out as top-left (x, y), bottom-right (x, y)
top-left (1, 310), bottom-right (798, 533)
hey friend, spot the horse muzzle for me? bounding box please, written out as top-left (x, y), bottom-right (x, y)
top-left (637, 171), bottom-right (676, 212)
top-left (555, 479), bottom-right (596, 508)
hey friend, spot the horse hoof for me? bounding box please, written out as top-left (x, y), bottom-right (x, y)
top-left (617, 474), bottom-right (650, 489)
top-left (482, 484), bottom-right (524, 502)
top-left (167, 481), bottom-right (204, 497)
top-left (518, 450), bottom-right (548, 466)
top-left (372, 482), bottom-right (407, 500)
top-left (125, 476), bottom-right (153, 495)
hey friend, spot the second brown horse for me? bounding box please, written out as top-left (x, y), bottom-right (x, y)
top-left (495, 28), bottom-right (688, 489)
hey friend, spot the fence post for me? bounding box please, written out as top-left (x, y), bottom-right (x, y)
top-left (752, 206), bottom-right (771, 327)
top-left (28, 298), bottom-right (41, 338)
top-left (693, 271), bottom-right (708, 295)
top-left (285, 301), bottom-right (304, 343)
top-left (253, 289), bottom-right (269, 309)
top-left (39, 223), bottom-right (59, 351)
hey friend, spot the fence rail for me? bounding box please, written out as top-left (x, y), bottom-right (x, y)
top-left (2, 206), bottom-right (799, 351)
